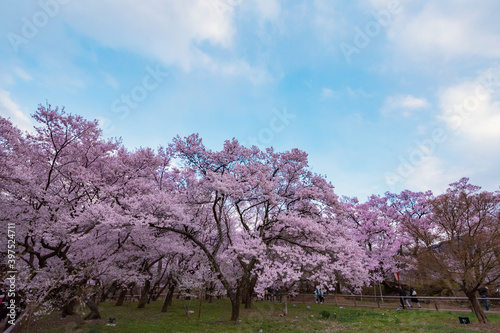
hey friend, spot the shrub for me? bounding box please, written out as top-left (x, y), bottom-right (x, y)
top-left (320, 310), bottom-right (332, 319)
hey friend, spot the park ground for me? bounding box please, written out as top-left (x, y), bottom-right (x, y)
top-left (21, 299), bottom-right (500, 333)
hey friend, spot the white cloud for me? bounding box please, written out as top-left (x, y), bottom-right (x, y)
top-left (385, 1), bottom-right (500, 59)
top-left (403, 156), bottom-right (463, 194)
top-left (438, 67), bottom-right (500, 144)
top-left (0, 89), bottom-right (33, 132)
top-left (381, 94), bottom-right (429, 116)
top-left (432, 67), bottom-right (500, 193)
top-left (14, 68), bottom-right (32, 81)
top-left (197, 53), bottom-right (271, 85)
top-left (346, 87), bottom-right (372, 98)
top-left (312, 0), bottom-right (350, 45)
top-left (63, 0), bottom-right (237, 70)
top-left (253, 0), bottom-right (281, 21)
top-left (386, 67), bottom-right (500, 194)
top-left (321, 87), bottom-right (336, 98)
top-left (319, 87), bottom-right (372, 99)
top-left (102, 73), bottom-right (120, 89)
top-left (220, 60), bottom-right (271, 85)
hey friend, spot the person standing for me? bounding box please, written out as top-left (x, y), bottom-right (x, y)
top-left (409, 287), bottom-right (421, 308)
top-left (317, 288), bottom-right (324, 304)
top-left (479, 286), bottom-right (489, 311)
top-left (315, 287), bottom-right (324, 304)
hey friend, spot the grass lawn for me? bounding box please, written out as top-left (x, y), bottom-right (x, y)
top-left (25, 299), bottom-right (500, 333)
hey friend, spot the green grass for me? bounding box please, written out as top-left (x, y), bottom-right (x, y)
top-left (25, 299), bottom-right (500, 333)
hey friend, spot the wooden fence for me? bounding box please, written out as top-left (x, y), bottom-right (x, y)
top-left (283, 294), bottom-right (500, 313)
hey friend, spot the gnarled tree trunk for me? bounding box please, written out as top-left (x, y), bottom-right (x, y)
top-left (84, 293), bottom-right (101, 320)
top-left (101, 281), bottom-right (118, 302)
top-left (138, 279), bottom-right (151, 309)
top-left (115, 288), bottom-right (127, 306)
top-left (229, 286), bottom-right (242, 321)
top-left (161, 282), bottom-right (176, 313)
top-left (61, 299), bottom-right (77, 317)
top-left (466, 291), bottom-right (489, 324)
top-left (242, 275), bottom-right (257, 309)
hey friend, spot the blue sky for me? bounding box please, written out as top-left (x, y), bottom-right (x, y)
top-left (1, 0), bottom-right (500, 199)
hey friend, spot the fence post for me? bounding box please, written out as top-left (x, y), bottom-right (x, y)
top-left (434, 300), bottom-right (439, 311)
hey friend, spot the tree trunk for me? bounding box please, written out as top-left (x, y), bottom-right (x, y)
top-left (230, 297), bottom-right (241, 321)
top-left (138, 280), bottom-right (151, 309)
top-left (84, 294), bottom-right (101, 320)
top-left (167, 284), bottom-right (175, 306)
top-left (101, 281), bottom-right (118, 302)
top-left (161, 283), bottom-right (176, 313)
top-left (242, 275), bottom-right (257, 309)
top-left (229, 287), bottom-right (242, 321)
top-left (283, 294), bottom-right (288, 316)
top-left (205, 283), bottom-right (215, 303)
top-left (153, 281), bottom-right (168, 302)
top-left (61, 299), bottom-right (77, 317)
top-left (161, 293), bottom-right (169, 313)
top-left (466, 291), bottom-right (489, 324)
top-left (115, 288), bottom-right (127, 306)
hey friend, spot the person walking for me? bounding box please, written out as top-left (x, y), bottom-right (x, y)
top-left (409, 287), bottom-right (421, 308)
top-left (396, 285), bottom-right (405, 309)
top-left (397, 285), bottom-right (411, 309)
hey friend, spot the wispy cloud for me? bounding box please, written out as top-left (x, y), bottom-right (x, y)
top-left (321, 87), bottom-right (337, 99)
top-left (403, 156), bottom-right (463, 195)
top-left (384, 0), bottom-right (500, 59)
top-left (381, 94), bottom-right (429, 117)
top-left (438, 68), bottom-right (500, 144)
top-left (13, 67), bottom-right (32, 81)
top-left (102, 72), bottom-right (120, 89)
top-left (253, 0), bottom-right (281, 21)
top-left (64, 0), bottom-right (237, 70)
top-left (0, 89), bottom-right (33, 132)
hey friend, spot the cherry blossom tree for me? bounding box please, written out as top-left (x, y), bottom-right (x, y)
top-left (8, 106), bottom-right (480, 325)
top-left (0, 105), bottom-right (127, 319)
top-left (141, 134), bottom-right (370, 320)
top-left (390, 179), bottom-right (500, 324)
top-left (342, 195), bottom-right (405, 286)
